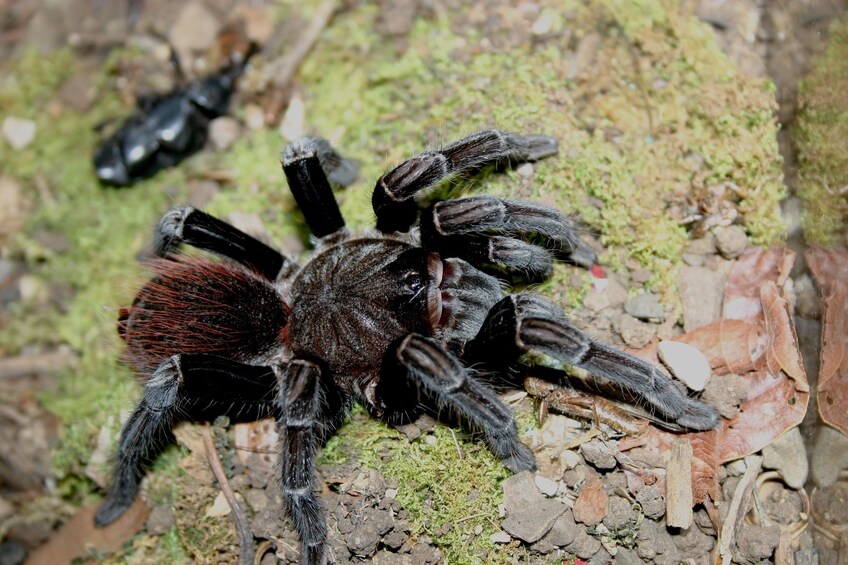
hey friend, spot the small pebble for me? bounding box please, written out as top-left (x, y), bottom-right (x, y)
top-left (535, 474), bottom-right (559, 497)
top-left (658, 341), bottom-right (711, 391)
top-left (713, 225), bottom-right (749, 258)
top-left (208, 116), bottom-right (240, 151)
top-left (490, 531), bottom-right (512, 544)
top-left (474, 524), bottom-right (483, 536)
top-left (2, 117), bottom-right (36, 150)
top-left (516, 162), bottom-right (534, 177)
top-left (624, 293), bottom-right (665, 321)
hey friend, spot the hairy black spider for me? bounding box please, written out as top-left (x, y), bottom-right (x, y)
top-left (95, 130), bottom-right (719, 564)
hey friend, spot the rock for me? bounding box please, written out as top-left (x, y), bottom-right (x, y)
top-left (624, 293), bottom-right (664, 321)
top-left (490, 531), bottom-right (511, 544)
top-left (630, 268), bottom-right (652, 284)
top-left (583, 287), bottom-right (610, 312)
top-left (794, 273), bottom-right (822, 319)
top-left (658, 340), bottom-right (712, 391)
top-left (559, 449), bottom-right (582, 471)
top-left (702, 372), bottom-right (749, 419)
top-left (346, 507), bottom-right (394, 557)
top-left (564, 529), bottom-right (602, 559)
top-left (146, 505), bottom-right (175, 535)
top-left (672, 520), bottom-right (715, 558)
top-left (677, 266), bottom-right (724, 331)
top-left (0, 541), bottom-right (26, 565)
top-left (580, 439), bottom-right (618, 470)
top-left (2, 117), bottom-right (36, 150)
top-left (572, 477), bottom-right (609, 526)
top-left (516, 163), bottom-right (534, 177)
top-left (635, 485), bottom-right (665, 519)
top-left (636, 519), bottom-right (678, 562)
top-left (501, 471), bottom-right (566, 542)
top-left (382, 527), bottom-right (407, 551)
top-left (208, 116), bottom-right (241, 151)
top-left (168, 2), bottom-right (220, 60)
top-left (534, 474), bottom-right (559, 497)
top-left (713, 225), bottom-right (749, 258)
top-left (684, 236), bottom-right (716, 255)
top-left (602, 496), bottom-right (637, 531)
top-left (616, 313), bottom-right (656, 349)
top-left (614, 548), bottom-right (643, 565)
top-left (537, 509), bottom-right (578, 547)
top-left (187, 180), bottom-right (220, 209)
top-left (811, 425), bottom-right (848, 487)
top-left (734, 524), bottom-right (780, 563)
top-left (762, 426), bottom-right (808, 489)
top-left (605, 277), bottom-right (629, 308)
top-left (244, 104), bottom-right (265, 131)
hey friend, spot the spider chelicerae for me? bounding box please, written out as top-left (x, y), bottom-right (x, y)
top-left (94, 130), bottom-right (719, 564)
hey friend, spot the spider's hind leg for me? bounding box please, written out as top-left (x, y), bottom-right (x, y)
top-left (464, 294), bottom-right (720, 431)
top-left (155, 206), bottom-right (296, 280)
top-left (95, 354), bottom-right (277, 527)
top-left (373, 129), bottom-right (559, 233)
top-left (380, 333), bottom-right (537, 473)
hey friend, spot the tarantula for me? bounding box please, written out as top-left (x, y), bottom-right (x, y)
top-left (95, 130), bottom-right (719, 564)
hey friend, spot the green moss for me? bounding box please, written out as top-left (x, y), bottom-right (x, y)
top-left (794, 17), bottom-right (848, 244)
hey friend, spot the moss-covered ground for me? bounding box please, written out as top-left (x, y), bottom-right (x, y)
top-left (794, 17), bottom-right (848, 245)
top-left (0, 0), bottom-right (785, 562)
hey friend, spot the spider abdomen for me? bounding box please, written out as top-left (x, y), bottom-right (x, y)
top-left (119, 257), bottom-right (290, 374)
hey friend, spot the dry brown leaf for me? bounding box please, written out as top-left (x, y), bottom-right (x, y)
top-left (619, 247), bottom-right (807, 502)
top-left (807, 246), bottom-right (848, 435)
top-left (675, 319), bottom-right (765, 375)
top-left (723, 245), bottom-right (795, 324)
top-left (26, 499), bottom-right (149, 565)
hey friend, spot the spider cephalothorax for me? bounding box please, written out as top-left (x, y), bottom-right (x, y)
top-left (96, 130), bottom-right (719, 564)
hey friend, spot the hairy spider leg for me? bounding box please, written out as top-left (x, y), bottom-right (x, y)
top-left (276, 359), bottom-right (338, 565)
top-left (282, 137), bottom-right (348, 239)
top-left (155, 206), bottom-right (296, 280)
top-left (372, 129), bottom-right (560, 233)
top-left (420, 195), bottom-right (598, 279)
top-left (95, 354), bottom-right (278, 527)
top-left (464, 295), bottom-right (721, 431)
top-left (380, 334), bottom-right (537, 473)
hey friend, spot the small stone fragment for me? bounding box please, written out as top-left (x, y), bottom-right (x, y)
top-left (516, 162), bottom-right (534, 177)
top-left (208, 116), bottom-right (241, 151)
top-left (572, 477), bottom-right (609, 526)
top-left (658, 340), bottom-right (711, 391)
top-left (811, 425), bottom-right (848, 487)
top-left (2, 117), bottom-right (36, 150)
top-left (490, 531), bottom-right (511, 544)
top-left (565, 529), bottom-right (602, 559)
top-left (538, 509), bottom-right (578, 547)
top-left (734, 524), bottom-right (780, 562)
top-left (762, 426), bottom-right (808, 489)
top-left (713, 225), bottom-right (749, 258)
top-left (603, 496), bottom-right (637, 531)
top-left (624, 293), bottom-right (664, 321)
top-left (501, 472), bottom-right (566, 542)
top-left (635, 485), bottom-right (665, 519)
top-left (169, 1), bottom-right (220, 57)
top-left (616, 313), bottom-right (656, 349)
top-left (559, 449), bottom-right (582, 471)
top-left (580, 440), bottom-right (618, 470)
top-left (534, 474), bottom-right (559, 497)
top-left (146, 505), bottom-right (175, 535)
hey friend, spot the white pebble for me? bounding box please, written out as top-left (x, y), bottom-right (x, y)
top-left (534, 474), bottom-right (559, 497)
top-left (2, 117), bottom-right (36, 150)
top-left (658, 340), bottom-right (711, 391)
top-left (490, 531), bottom-right (512, 544)
top-left (516, 162), bottom-right (534, 177)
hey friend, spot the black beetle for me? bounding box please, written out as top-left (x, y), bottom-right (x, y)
top-left (94, 47), bottom-right (255, 187)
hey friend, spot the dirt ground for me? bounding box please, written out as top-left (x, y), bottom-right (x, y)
top-left (1, 0), bottom-right (847, 564)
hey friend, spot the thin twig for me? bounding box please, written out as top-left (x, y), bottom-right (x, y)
top-left (718, 455), bottom-right (763, 565)
top-left (203, 426), bottom-right (255, 565)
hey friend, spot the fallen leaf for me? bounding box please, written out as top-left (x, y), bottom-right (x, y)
top-left (26, 498), bottom-right (149, 565)
top-left (807, 246), bottom-right (848, 435)
top-left (675, 319), bottom-right (765, 375)
top-left (723, 246), bottom-right (795, 324)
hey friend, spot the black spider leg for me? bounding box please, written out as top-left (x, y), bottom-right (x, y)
top-left (420, 196), bottom-right (598, 280)
top-left (155, 206), bottom-right (296, 280)
top-left (464, 294), bottom-right (721, 431)
top-left (380, 334), bottom-right (537, 472)
top-left (275, 359), bottom-right (335, 565)
top-left (373, 129), bottom-right (560, 233)
top-left (282, 137), bottom-right (351, 239)
top-left (95, 354), bottom-right (277, 527)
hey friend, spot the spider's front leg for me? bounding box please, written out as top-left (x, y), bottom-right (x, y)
top-left (420, 195), bottom-right (598, 278)
top-left (95, 354), bottom-right (277, 526)
top-left (379, 334), bottom-right (537, 472)
top-left (155, 206), bottom-right (297, 280)
top-left (373, 129), bottom-right (559, 233)
top-left (464, 295), bottom-right (720, 431)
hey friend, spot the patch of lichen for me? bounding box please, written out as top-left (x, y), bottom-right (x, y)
top-left (794, 17), bottom-right (848, 245)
